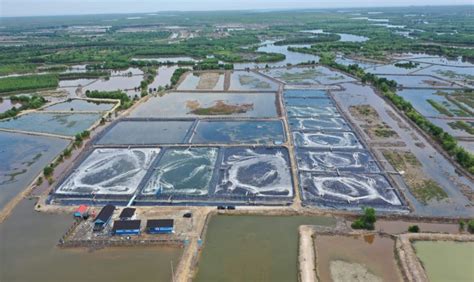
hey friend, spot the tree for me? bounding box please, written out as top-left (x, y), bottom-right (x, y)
top-left (468, 220), bottom-right (474, 234)
top-left (408, 225), bottom-right (420, 233)
top-left (351, 207), bottom-right (377, 230)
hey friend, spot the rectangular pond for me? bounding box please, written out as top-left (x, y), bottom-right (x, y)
top-left (56, 148), bottom-right (160, 196)
top-left (141, 147), bottom-right (218, 196)
top-left (228, 71), bottom-right (278, 91)
top-left (414, 241), bottom-right (474, 282)
top-left (194, 215), bottom-right (336, 282)
top-left (284, 89), bottom-right (329, 99)
top-left (263, 66), bottom-right (355, 85)
top-left (286, 105), bottom-right (340, 118)
top-left (83, 75), bottom-right (143, 92)
top-left (0, 112), bottom-right (102, 136)
top-left (216, 147), bottom-right (293, 198)
top-left (0, 132), bottom-right (69, 210)
top-left (414, 65), bottom-right (473, 86)
top-left (378, 75), bottom-right (461, 89)
top-left (396, 89), bottom-right (457, 117)
top-left (284, 97), bottom-right (334, 107)
top-left (289, 117), bottom-right (350, 131)
top-left (43, 99), bottom-right (115, 112)
top-left (293, 131), bottom-right (363, 149)
top-left (315, 234), bottom-right (402, 282)
top-left (177, 72), bottom-right (225, 91)
top-left (191, 120), bottom-right (285, 144)
top-left (95, 120), bottom-right (194, 145)
top-left (299, 172), bottom-right (403, 209)
top-left (296, 149), bottom-right (380, 173)
top-left (129, 92), bottom-right (278, 118)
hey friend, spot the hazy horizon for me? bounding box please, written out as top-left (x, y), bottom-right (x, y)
top-left (1, 0), bottom-right (473, 17)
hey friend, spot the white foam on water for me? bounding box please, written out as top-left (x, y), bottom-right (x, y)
top-left (219, 149), bottom-right (293, 197)
top-left (293, 117), bottom-right (347, 130)
top-left (294, 132), bottom-right (363, 149)
top-left (142, 148), bottom-right (218, 196)
top-left (309, 175), bottom-right (401, 206)
top-left (56, 148), bottom-right (160, 195)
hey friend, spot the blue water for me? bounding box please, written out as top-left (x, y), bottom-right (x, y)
top-left (191, 120), bottom-right (285, 144)
top-left (0, 113), bottom-right (102, 136)
top-left (0, 132), bottom-right (69, 209)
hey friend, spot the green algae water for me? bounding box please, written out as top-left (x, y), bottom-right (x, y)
top-left (195, 215), bottom-right (336, 282)
top-left (414, 241), bottom-right (474, 282)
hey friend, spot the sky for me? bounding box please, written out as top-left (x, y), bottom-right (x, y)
top-left (1, 0), bottom-right (473, 17)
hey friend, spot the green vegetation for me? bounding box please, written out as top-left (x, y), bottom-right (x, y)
top-left (0, 64), bottom-right (36, 76)
top-left (0, 95), bottom-right (47, 120)
top-left (43, 165), bottom-right (54, 177)
top-left (394, 61), bottom-right (419, 69)
top-left (275, 33), bottom-right (341, 45)
top-left (85, 90), bottom-right (133, 110)
top-left (408, 225), bottom-right (420, 233)
top-left (0, 74), bottom-right (58, 93)
top-left (448, 121), bottom-right (474, 135)
top-left (58, 71), bottom-right (109, 80)
top-left (413, 180), bottom-right (448, 204)
top-left (351, 207), bottom-right (376, 230)
top-left (426, 99), bottom-right (453, 117)
top-left (171, 68), bottom-right (189, 87)
top-left (468, 220), bottom-right (474, 234)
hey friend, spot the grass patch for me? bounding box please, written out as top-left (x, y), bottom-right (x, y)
top-left (426, 99), bottom-right (453, 117)
top-left (412, 180), bottom-right (448, 204)
top-left (0, 74), bottom-right (59, 93)
top-left (448, 121), bottom-right (474, 135)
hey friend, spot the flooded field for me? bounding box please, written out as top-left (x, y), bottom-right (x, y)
top-left (191, 120), bottom-right (285, 144)
top-left (378, 75), bottom-right (461, 88)
top-left (414, 241), bottom-right (474, 282)
top-left (263, 66), bottom-right (355, 85)
top-left (413, 65), bottom-right (473, 86)
top-left (375, 220), bottom-right (460, 234)
top-left (96, 120), bottom-right (193, 145)
top-left (0, 199), bottom-right (181, 282)
top-left (0, 112), bottom-right (102, 136)
top-left (216, 147), bottom-right (293, 197)
top-left (0, 132), bottom-right (69, 210)
top-left (368, 62), bottom-right (430, 75)
top-left (296, 149), bottom-right (380, 173)
top-left (84, 75), bottom-right (143, 92)
top-left (59, 78), bottom-right (96, 88)
top-left (43, 99), bottom-right (115, 112)
top-left (141, 147), bottom-right (218, 196)
top-left (315, 235), bottom-right (402, 282)
top-left (0, 99), bottom-right (20, 112)
top-left (396, 89), bottom-right (456, 117)
top-left (148, 65), bottom-right (178, 89)
top-left (177, 72), bottom-right (225, 91)
top-left (195, 215), bottom-right (336, 282)
top-left (129, 92), bottom-right (278, 118)
top-left (55, 148), bottom-right (160, 196)
top-left (228, 71), bottom-right (278, 91)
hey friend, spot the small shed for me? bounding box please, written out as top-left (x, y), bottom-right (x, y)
top-left (93, 204), bottom-right (115, 231)
top-left (146, 219), bottom-right (174, 234)
top-left (74, 205), bottom-right (89, 218)
top-left (119, 208), bottom-right (136, 220)
top-left (112, 220), bottom-right (141, 236)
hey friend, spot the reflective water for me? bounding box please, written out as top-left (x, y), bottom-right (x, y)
top-left (228, 71), bottom-right (278, 91)
top-left (130, 92), bottom-right (278, 118)
top-left (0, 199), bottom-right (182, 282)
top-left (43, 100), bottom-right (115, 112)
top-left (195, 215), bottom-right (336, 282)
top-left (0, 132), bottom-right (69, 210)
top-left (96, 120), bottom-right (193, 145)
top-left (0, 112), bottom-right (102, 136)
top-left (191, 120), bottom-right (285, 144)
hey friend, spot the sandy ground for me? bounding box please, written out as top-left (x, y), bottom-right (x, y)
top-left (330, 260), bottom-right (383, 282)
top-left (299, 225), bottom-right (317, 282)
top-left (197, 72), bottom-right (221, 89)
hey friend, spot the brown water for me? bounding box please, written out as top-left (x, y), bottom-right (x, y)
top-left (315, 234), bottom-right (402, 282)
top-left (194, 215), bottom-right (336, 282)
top-left (376, 220), bottom-right (460, 234)
top-left (0, 199), bottom-right (182, 282)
